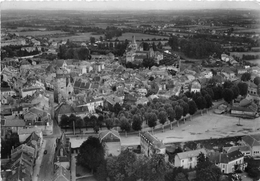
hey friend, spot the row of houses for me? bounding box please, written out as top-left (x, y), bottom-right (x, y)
top-left (1, 130), bottom-right (43, 181)
top-left (140, 132), bottom-right (260, 174)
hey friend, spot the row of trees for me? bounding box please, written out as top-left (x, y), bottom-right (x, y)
top-left (168, 36), bottom-right (222, 59)
top-left (77, 136), bottom-right (222, 181)
top-left (57, 45), bottom-right (91, 60)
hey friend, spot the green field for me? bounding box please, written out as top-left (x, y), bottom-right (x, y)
top-left (51, 32), bottom-right (104, 42)
top-left (113, 33), bottom-right (169, 41)
top-left (13, 30), bottom-right (68, 36)
top-left (234, 28), bottom-right (260, 33)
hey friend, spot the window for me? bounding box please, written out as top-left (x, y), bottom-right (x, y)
top-left (223, 165), bottom-right (225, 168)
top-left (182, 160), bottom-right (184, 162)
top-left (189, 157), bottom-right (192, 162)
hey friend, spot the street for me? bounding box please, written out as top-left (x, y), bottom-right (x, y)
top-left (35, 91), bottom-right (62, 181)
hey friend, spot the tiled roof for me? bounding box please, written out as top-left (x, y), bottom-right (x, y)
top-left (219, 150), bottom-right (244, 163)
top-left (140, 132), bottom-right (165, 149)
top-left (176, 148), bottom-right (207, 160)
top-left (99, 130), bottom-right (120, 142)
top-left (242, 134), bottom-right (260, 147)
top-left (57, 104), bottom-right (74, 115)
top-left (223, 146), bottom-right (251, 153)
top-left (1, 116), bottom-right (26, 127)
top-left (53, 165), bottom-right (70, 181)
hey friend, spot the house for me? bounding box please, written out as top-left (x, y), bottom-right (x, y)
top-left (241, 134), bottom-right (260, 157)
top-left (190, 80), bottom-right (201, 93)
top-left (174, 148), bottom-right (207, 169)
top-left (7, 151), bottom-right (34, 180)
top-left (21, 87), bottom-right (42, 98)
top-left (231, 101), bottom-right (258, 119)
top-left (222, 145), bottom-right (251, 156)
top-left (1, 87), bottom-right (16, 97)
top-left (53, 165), bottom-right (71, 181)
top-left (140, 132), bottom-right (167, 161)
top-left (99, 130), bottom-right (121, 157)
top-left (24, 131), bottom-right (43, 154)
top-left (1, 116), bottom-right (26, 140)
top-left (247, 81), bottom-right (259, 96)
top-left (11, 144), bottom-right (36, 159)
top-left (17, 127), bottom-right (42, 143)
top-left (208, 150), bottom-right (245, 174)
top-left (54, 133), bottom-right (71, 171)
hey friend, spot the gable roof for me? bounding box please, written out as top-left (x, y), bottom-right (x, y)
top-left (176, 148), bottom-right (207, 160)
top-left (53, 165), bottom-right (70, 181)
top-left (219, 150), bottom-right (244, 164)
top-left (223, 145), bottom-right (251, 153)
top-left (99, 130), bottom-right (120, 142)
top-left (140, 132), bottom-right (165, 150)
top-left (242, 134), bottom-right (260, 147)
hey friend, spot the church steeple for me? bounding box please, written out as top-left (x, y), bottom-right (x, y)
top-left (132, 35), bottom-right (136, 44)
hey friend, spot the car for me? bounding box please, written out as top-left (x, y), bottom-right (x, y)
top-left (44, 150), bottom-right (47, 154)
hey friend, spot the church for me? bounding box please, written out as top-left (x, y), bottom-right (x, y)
top-left (125, 36), bottom-right (163, 65)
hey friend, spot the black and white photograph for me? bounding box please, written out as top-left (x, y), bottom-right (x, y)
top-left (1, 0), bottom-right (260, 181)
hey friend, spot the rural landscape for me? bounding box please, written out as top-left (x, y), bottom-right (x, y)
top-left (1, 1), bottom-right (260, 181)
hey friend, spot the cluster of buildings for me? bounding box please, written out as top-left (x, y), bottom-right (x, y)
top-left (140, 132), bottom-right (260, 174)
top-left (1, 129), bottom-right (43, 181)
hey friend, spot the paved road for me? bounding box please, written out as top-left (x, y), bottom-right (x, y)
top-left (38, 138), bottom-right (56, 181)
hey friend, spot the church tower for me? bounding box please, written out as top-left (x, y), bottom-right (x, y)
top-left (54, 67), bottom-right (70, 104)
top-left (131, 35), bottom-right (138, 51)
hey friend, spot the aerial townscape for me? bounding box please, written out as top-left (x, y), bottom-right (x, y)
top-left (1, 1), bottom-right (260, 181)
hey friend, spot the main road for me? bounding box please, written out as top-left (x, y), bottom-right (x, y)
top-left (35, 90), bottom-right (62, 181)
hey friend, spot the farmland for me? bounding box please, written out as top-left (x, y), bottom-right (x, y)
top-left (10, 30), bottom-right (68, 36)
top-left (51, 32), bottom-right (104, 42)
top-left (234, 28), bottom-right (260, 33)
top-left (112, 32), bottom-right (169, 41)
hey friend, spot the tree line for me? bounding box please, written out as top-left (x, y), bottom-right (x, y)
top-left (168, 35), bottom-right (222, 59)
top-left (77, 136), bottom-right (223, 181)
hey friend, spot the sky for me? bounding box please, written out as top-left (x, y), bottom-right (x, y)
top-left (1, 0), bottom-right (260, 11)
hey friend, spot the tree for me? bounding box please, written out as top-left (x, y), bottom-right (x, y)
top-left (253, 76), bottom-right (260, 86)
top-left (83, 116), bottom-right (90, 130)
top-left (222, 88), bottom-right (234, 104)
top-left (195, 96), bottom-right (206, 115)
top-left (223, 80), bottom-right (234, 89)
top-left (167, 107), bottom-right (175, 130)
top-left (114, 102), bottom-right (122, 115)
top-left (231, 85), bottom-right (240, 99)
top-left (146, 154), bottom-right (168, 181)
top-left (75, 117), bottom-right (84, 132)
top-left (60, 115), bottom-right (69, 130)
top-left (188, 100), bottom-right (197, 120)
top-left (175, 105), bottom-right (183, 127)
top-left (180, 102), bottom-right (189, 123)
top-left (147, 113), bottom-right (157, 134)
top-left (241, 72), bottom-right (251, 81)
top-left (237, 82), bottom-right (248, 96)
top-left (94, 160), bottom-right (108, 181)
top-left (105, 118), bottom-right (114, 130)
top-left (69, 114), bottom-right (77, 134)
top-left (90, 37), bottom-right (96, 44)
top-left (77, 136), bottom-right (105, 173)
top-left (204, 94), bottom-right (213, 112)
top-left (158, 111), bottom-right (167, 132)
top-left (120, 117), bottom-right (131, 137)
top-left (132, 115), bottom-right (142, 134)
top-left (196, 152), bottom-right (222, 181)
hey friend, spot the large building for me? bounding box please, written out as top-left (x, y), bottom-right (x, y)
top-left (140, 132), bottom-right (167, 161)
top-left (53, 60), bottom-right (74, 104)
top-left (125, 36), bottom-right (163, 64)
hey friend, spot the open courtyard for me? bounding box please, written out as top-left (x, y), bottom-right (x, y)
top-left (121, 111), bottom-right (260, 146)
